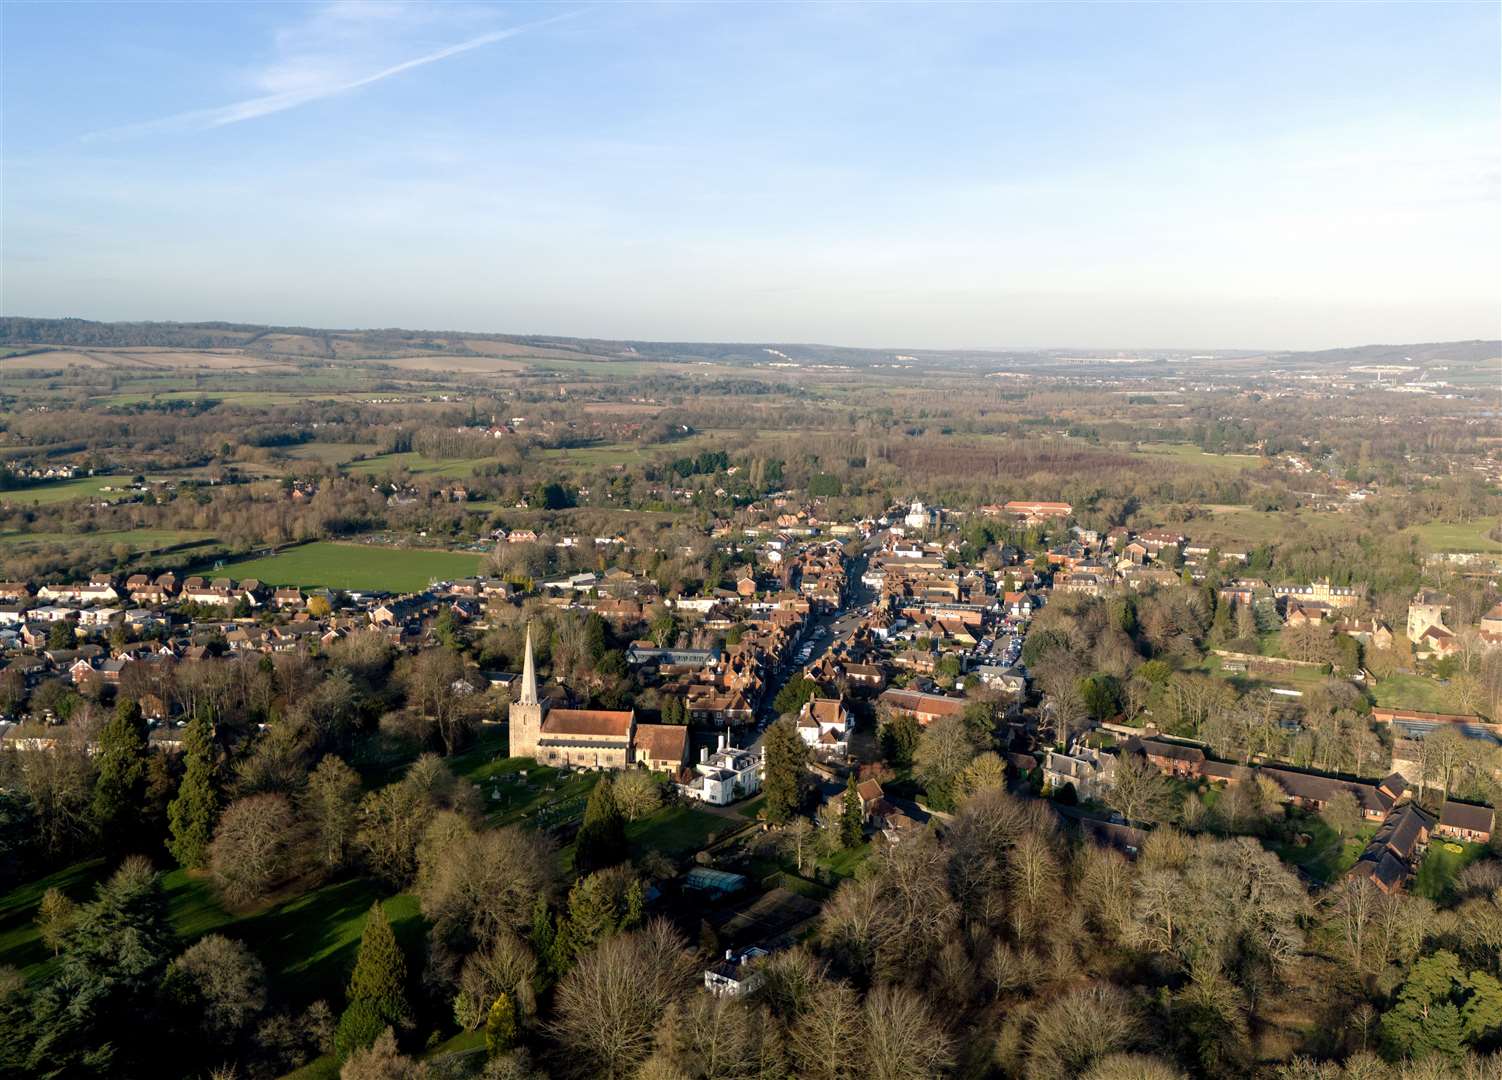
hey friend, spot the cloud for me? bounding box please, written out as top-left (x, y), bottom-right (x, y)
top-left (85, 8), bottom-right (580, 141)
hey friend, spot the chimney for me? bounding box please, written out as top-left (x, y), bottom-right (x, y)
top-left (725, 949), bottom-right (734, 962)
top-left (700, 746), bottom-right (708, 763)
top-left (719, 732), bottom-right (728, 752)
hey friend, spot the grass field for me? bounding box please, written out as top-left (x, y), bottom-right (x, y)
top-left (1415, 839), bottom-right (1487, 902)
top-left (1372, 673), bottom-right (1458, 713)
top-left (343, 451), bottom-right (494, 479)
top-left (0, 476), bottom-right (147, 506)
top-left (222, 541), bottom-right (484, 592)
top-left (1405, 519), bottom-right (1502, 554)
top-left (0, 858), bottom-right (421, 1011)
top-left (1132, 442), bottom-right (1267, 474)
top-left (283, 441), bottom-right (383, 466)
top-left (0, 527), bottom-right (212, 551)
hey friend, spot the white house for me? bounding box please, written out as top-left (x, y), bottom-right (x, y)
top-left (704, 946), bottom-right (769, 997)
top-left (680, 736), bottom-right (763, 807)
top-left (795, 697), bottom-right (851, 754)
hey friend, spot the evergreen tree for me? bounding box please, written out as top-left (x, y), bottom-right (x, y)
top-left (762, 716), bottom-right (809, 825)
top-left (840, 775), bottom-right (864, 848)
top-left (337, 903), bottom-right (410, 1058)
top-left (26, 857), bottom-right (173, 1077)
top-left (574, 778), bottom-right (626, 874)
top-left (91, 698), bottom-right (149, 848)
top-left (167, 712), bottom-right (218, 869)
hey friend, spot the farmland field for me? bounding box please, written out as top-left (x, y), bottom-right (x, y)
top-left (283, 441), bottom-right (383, 465)
top-left (1131, 442), bottom-right (1267, 473)
top-left (0, 476), bottom-right (152, 506)
top-left (221, 541), bottom-right (484, 591)
top-left (1405, 519), bottom-right (1502, 554)
top-left (0, 527), bottom-right (212, 551)
top-left (343, 451), bottom-right (495, 478)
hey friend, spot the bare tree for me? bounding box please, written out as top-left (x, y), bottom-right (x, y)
top-left (1107, 752), bottom-right (1175, 827)
top-left (209, 793), bottom-right (301, 906)
top-left (859, 983), bottom-right (953, 1080)
top-left (612, 769), bottom-right (663, 823)
top-left (788, 978), bottom-right (863, 1080)
top-left (548, 919), bottom-right (697, 1079)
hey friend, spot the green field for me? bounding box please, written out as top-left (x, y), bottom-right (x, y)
top-left (1405, 519), bottom-right (1502, 554)
top-left (283, 441), bottom-right (382, 466)
top-left (1132, 442), bottom-right (1267, 474)
top-left (0, 527), bottom-right (212, 551)
top-left (222, 541), bottom-right (484, 592)
top-left (0, 859), bottom-right (421, 1012)
top-left (0, 476), bottom-right (147, 506)
top-left (343, 451), bottom-right (494, 479)
top-left (1372, 673), bottom-right (1458, 713)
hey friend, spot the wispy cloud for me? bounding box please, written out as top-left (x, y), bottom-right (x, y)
top-left (85, 8), bottom-right (580, 141)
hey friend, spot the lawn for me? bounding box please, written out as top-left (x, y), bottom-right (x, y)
top-left (0, 858), bottom-right (110, 981)
top-left (1372, 673), bottom-right (1458, 714)
top-left (1414, 839), bottom-right (1487, 902)
top-left (343, 451), bottom-right (494, 479)
top-left (1405, 519), bottom-right (1502, 554)
top-left (1267, 813), bottom-right (1376, 885)
top-left (0, 859), bottom-right (420, 1008)
top-left (221, 541), bottom-right (484, 592)
top-left (0, 476), bottom-right (146, 506)
top-left (626, 803), bottom-right (731, 857)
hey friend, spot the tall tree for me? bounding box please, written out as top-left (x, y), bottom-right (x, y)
top-left (167, 712), bottom-right (219, 869)
top-left (301, 754), bottom-right (362, 872)
top-left (91, 698), bottom-right (149, 848)
top-left (337, 903), bottom-right (411, 1058)
top-left (25, 856), bottom-right (174, 1077)
top-left (575, 778), bottom-right (627, 875)
top-left (840, 775), bottom-right (864, 849)
top-left (762, 716), bottom-right (809, 825)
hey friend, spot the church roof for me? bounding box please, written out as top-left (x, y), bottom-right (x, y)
top-left (542, 708), bottom-right (633, 738)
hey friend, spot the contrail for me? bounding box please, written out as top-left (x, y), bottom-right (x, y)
top-left (84, 10), bottom-right (582, 141)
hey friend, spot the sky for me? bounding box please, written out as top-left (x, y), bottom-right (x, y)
top-left (2, 1), bottom-right (1499, 350)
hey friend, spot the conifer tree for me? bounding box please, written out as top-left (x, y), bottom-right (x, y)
top-left (167, 712), bottom-right (218, 868)
top-left (336, 903), bottom-right (410, 1058)
top-left (574, 777), bottom-right (626, 874)
top-left (91, 698), bottom-right (148, 847)
top-left (840, 774), bottom-right (864, 848)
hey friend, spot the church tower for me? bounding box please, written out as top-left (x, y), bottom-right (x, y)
top-left (508, 624), bottom-right (548, 759)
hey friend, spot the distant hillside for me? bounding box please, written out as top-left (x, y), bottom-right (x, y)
top-left (2, 316), bottom-right (1495, 371)
top-left (1252, 340), bottom-right (1501, 367)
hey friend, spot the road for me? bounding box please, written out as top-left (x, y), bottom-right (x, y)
top-left (741, 546), bottom-right (875, 751)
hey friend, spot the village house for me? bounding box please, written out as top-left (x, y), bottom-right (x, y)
top-left (680, 736), bottom-right (763, 806)
top-left (796, 696), bottom-right (852, 755)
top-left (1437, 800), bottom-right (1495, 844)
top-left (877, 687), bottom-right (967, 727)
top-left (1042, 746), bottom-right (1117, 802)
top-left (703, 946), bottom-right (769, 997)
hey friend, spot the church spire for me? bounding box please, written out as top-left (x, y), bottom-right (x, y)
top-left (520, 623), bottom-right (539, 705)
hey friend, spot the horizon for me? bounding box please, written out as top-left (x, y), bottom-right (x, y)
top-left (5, 311), bottom-right (1501, 358)
top-left (4, 2), bottom-right (1500, 348)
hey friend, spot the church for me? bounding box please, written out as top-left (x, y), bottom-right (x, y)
top-left (508, 626), bottom-right (689, 772)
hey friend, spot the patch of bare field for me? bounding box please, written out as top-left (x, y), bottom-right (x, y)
top-left (459, 338), bottom-right (596, 360)
top-left (580, 402), bottom-right (667, 415)
top-left (1, 349), bottom-right (112, 369)
top-left (251, 333), bottom-right (332, 357)
top-left (375, 353), bottom-right (529, 373)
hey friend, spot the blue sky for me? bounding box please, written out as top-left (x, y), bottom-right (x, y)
top-left (3, 1), bottom-right (1498, 349)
